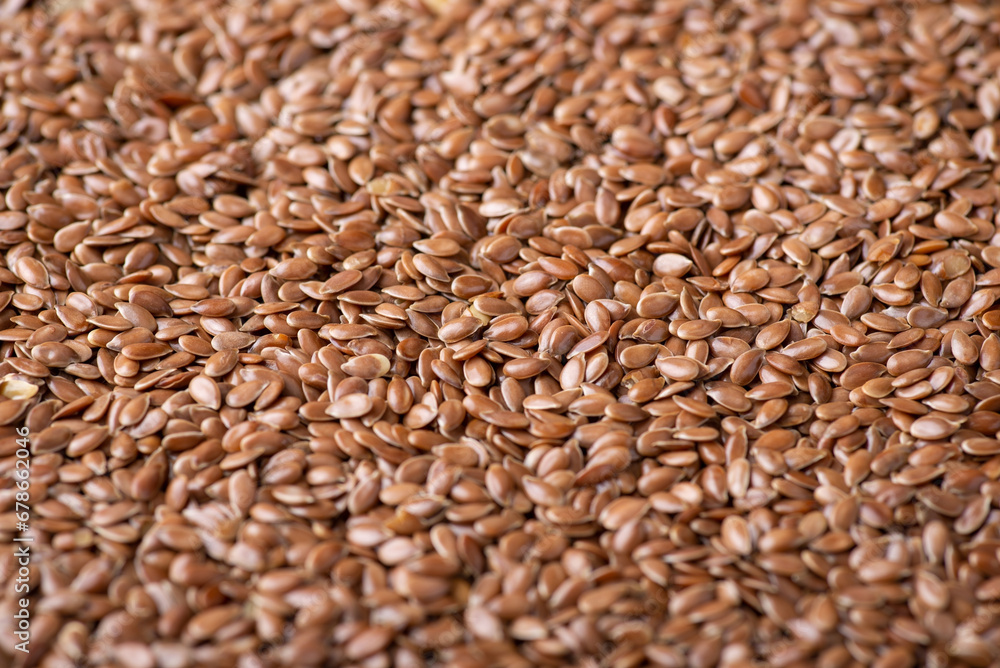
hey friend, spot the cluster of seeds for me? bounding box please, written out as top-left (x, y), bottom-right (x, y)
top-left (2, 0), bottom-right (1000, 666)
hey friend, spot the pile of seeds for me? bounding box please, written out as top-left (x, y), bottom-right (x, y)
top-left (2, 0), bottom-right (1000, 665)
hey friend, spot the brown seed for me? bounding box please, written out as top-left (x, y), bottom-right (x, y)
top-left (211, 332), bottom-right (256, 351)
top-left (657, 355), bottom-right (703, 382)
top-left (781, 337), bottom-right (828, 360)
top-left (272, 257), bottom-right (318, 280)
top-left (345, 626), bottom-right (394, 660)
top-left (328, 394), bottom-right (375, 419)
top-left (720, 515), bottom-right (753, 555)
top-left (676, 319), bottom-right (721, 340)
top-left (121, 343), bottom-right (172, 360)
top-left (438, 317), bottom-right (483, 343)
top-left (226, 380), bottom-right (268, 408)
top-left (188, 375), bottom-right (221, 409)
top-left (653, 254), bottom-right (694, 277)
top-left (205, 350), bottom-right (239, 377)
top-left (950, 329), bottom-right (979, 365)
top-left (756, 320), bottom-right (791, 350)
top-left (731, 349), bottom-right (764, 386)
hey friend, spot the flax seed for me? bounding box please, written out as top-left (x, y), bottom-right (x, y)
top-left (3, 1), bottom-right (999, 666)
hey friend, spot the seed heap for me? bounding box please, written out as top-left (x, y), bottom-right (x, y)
top-left (1, 0), bottom-right (1000, 665)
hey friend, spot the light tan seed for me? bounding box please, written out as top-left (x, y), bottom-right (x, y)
top-left (342, 354), bottom-right (391, 379)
